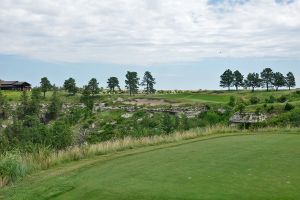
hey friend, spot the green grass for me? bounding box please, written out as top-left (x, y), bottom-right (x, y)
top-left (1, 90), bottom-right (82, 103)
top-left (1, 133), bottom-right (300, 200)
top-left (139, 92), bottom-right (231, 104)
top-left (3, 89), bottom-right (299, 106)
top-left (136, 90), bottom-right (299, 105)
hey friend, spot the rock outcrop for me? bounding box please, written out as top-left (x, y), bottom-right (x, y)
top-left (230, 112), bottom-right (267, 125)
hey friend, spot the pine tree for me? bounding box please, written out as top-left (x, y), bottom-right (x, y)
top-left (46, 89), bottom-right (62, 121)
top-left (28, 88), bottom-right (42, 116)
top-left (141, 71), bottom-right (156, 94)
top-left (220, 69), bottom-right (234, 91)
top-left (80, 85), bottom-right (94, 111)
top-left (273, 72), bottom-right (286, 91)
top-left (107, 77), bottom-right (120, 93)
top-left (0, 91), bottom-right (10, 119)
top-left (244, 73), bottom-right (261, 92)
top-left (17, 91), bottom-right (29, 119)
top-left (40, 77), bottom-right (52, 97)
top-left (64, 78), bottom-right (78, 95)
top-left (233, 70), bottom-right (244, 91)
top-left (87, 78), bottom-right (100, 96)
top-left (261, 68), bottom-right (274, 91)
top-left (125, 71), bottom-right (139, 96)
top-left (286, 72), bottom-right (296, 90)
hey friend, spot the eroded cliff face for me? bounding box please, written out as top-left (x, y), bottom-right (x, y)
top-left (230, 112), bottom-right (268, 124)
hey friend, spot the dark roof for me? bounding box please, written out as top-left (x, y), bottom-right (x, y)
top-left (0, 81), bottom-right (18, 85)
top-left (14, 82), bottom-right (31, 86)
top-left (0, 81), bottom-right (31, 87)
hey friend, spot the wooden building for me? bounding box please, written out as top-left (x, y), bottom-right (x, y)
top-left (0, 81), bottom-right (32, 91)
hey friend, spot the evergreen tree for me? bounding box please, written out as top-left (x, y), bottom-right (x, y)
top-left (261, 68), bottom-right (274, 91)
top-left (64, 78), bottom-right (78, 95)
top-left (80, 85), bottom-right (94, 111)
top-left (233, 70), bottom-right (244, 91)
top-left (87, 78), bottom-right (100, 96)
top-left (46, 89), bottom-right (62, 121)
top-left (28, 88), bottom-right (42, 116)
top-left (125, 71), bottom-right (139, 96)
top-left (141, 71), bottom-right (156, 94)
top-left (286, 72), bottom-right (296, 90)
top-left (161, 114), bottom-right (173, 134)
top-left (40, 77), bottom-right (52, 97)
top-left (273, 72), bottom-right (286, 91)
top-left (0, 91), bottom-right (10, 119)
top-left (107, 77), bottom-right (120, 93)
top-left (244, 73), bottom-right (261, 92)
top-left (220, 69), bottom-right (234, 91)
top-left (17, 91), bottom-right (29, 119)
top-left (228, 96), bottom-right (236, 107)
top-left (180, 114), bottom-right (190, 131)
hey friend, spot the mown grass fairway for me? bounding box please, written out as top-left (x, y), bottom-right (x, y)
top-left (1, 133), bottom-right (300, 200)
top-left (138, 90), bottom-right (300, 104)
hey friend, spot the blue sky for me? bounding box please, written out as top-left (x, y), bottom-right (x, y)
top-left (1, 54), bottom-right (299, 90)
top-left (1, 0), bottom-right (300, 89)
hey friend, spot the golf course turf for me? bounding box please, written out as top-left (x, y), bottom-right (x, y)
top-left (1, 133), bottom-right (300, 200)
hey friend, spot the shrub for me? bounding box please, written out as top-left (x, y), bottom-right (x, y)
top-left (278, 95), bottom-right (288, 103)
top-left (265, 95), bottom-right (276, 104)
top-left (228, 96), bottom-right (236, 107)
top-left (267, 105), bottom-right (275, 113)
top-left (284, 103), bottom-right (295, 111)
top-left (255, 107), bottom-right (261, 115)
top-left (249, 96), bottom-right (260, 105)
top-left (236, 103), bottom-right (245, 113)
top-left (269, 108), bottom-right (300, 126)
top-left (180, 114), bottom-right (190, 131)
top-left (49, 121), bottom-right (73, 150)
top-left (161, 114), bottom-right (174, 134)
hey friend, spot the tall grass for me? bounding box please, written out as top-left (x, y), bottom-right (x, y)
top-left (0, 125), bottom-right (299, 188)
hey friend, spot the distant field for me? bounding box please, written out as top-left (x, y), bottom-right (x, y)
top-left (2, 89), bottom-right (299, 106)
top-left (142, 92), bottom-right (231, 103)
top-left (1, 90), bottom-right (81, 103)
top-left (139, 90), bottom-right (299, 105)
top-left (2, 133), bottom-right (300, 200)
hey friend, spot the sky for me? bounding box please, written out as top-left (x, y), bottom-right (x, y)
top-left (0, 0), bottom-right (300, 90)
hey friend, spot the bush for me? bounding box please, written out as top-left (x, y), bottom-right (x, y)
top-left (269, 108), bottom-right (300, 126)
top-left (255, 107), bottom-right (261, 115)
top-left (180, 114), bottom-right (190, 131)
top-left (265, 95), bottom-right (276, 104)
top-left (228, 96), bottom-right (236, 107)
top-left (278, 95), bottom-right (288, 103)
top-left (249, 96), bottom-right (260, 105)
top-left (161, 114), bottom-right (174, 134)
top-left (49, 121), bottom-right (73, 150)
top-left (236, 103), bottom-right (246, 113)
top-left (266, 105), bottom-right (275, 113)
top-left (284, 103), bottom-right (295, 111)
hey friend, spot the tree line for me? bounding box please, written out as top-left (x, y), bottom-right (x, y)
top-left (39, 71), bottom-right (156, 97)
top-left (220, 68), bottom-right (296, 92)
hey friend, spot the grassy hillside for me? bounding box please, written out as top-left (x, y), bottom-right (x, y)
top-left (140, 90), bottom-right (299, 104)
top-left (1, 133), bottom-right (300, 200)
top-left (3, 89), bottom-right (299, 104)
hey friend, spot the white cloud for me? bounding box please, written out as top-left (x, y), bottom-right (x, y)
top-left (0, 0), bottom-right (300, 65)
